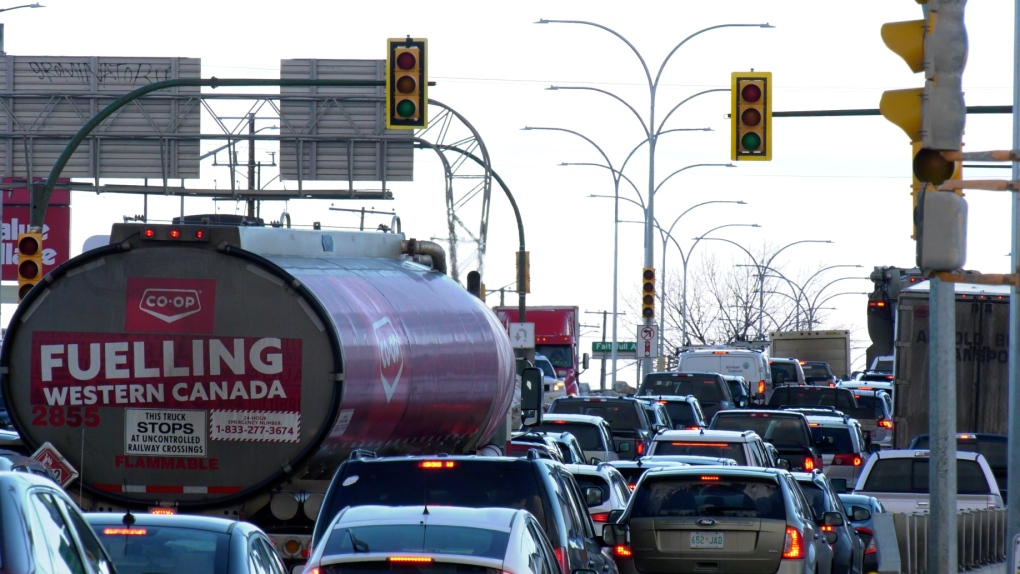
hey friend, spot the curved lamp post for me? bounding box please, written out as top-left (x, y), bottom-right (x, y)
top-left (535, 18), bottom-right (772, 376)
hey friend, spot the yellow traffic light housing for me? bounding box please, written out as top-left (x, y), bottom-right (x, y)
top-left (386, 37), bottom-right (428, 129)
top-left (731, 71), bottom-right (772, 161)
top-left (17, 232), bottom-right (43, 302)
top-left (641, 267), bottom-right (656, 320)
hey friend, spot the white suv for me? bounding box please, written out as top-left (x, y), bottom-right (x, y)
top-left (564, 463), bottom-right (631, 536)
top-left (799, 410), bottom-right (871, 489)
top-left (648, 429), bottom-right (779, 468)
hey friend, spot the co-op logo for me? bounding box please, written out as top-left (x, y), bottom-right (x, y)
top-left (139, 288), bottom-right (202, 323)
top-left (373, 317), bottom-right (405, 403)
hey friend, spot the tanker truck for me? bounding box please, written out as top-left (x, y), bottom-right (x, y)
top-left (0, 219), bottom-right (518, 565)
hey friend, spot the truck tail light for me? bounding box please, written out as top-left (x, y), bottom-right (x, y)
top-left (832, 453), bottom-right (862, 466)
top-left (636, 441), bottom-right (644, 455)
top-left (782, 526), bottom-right (804, 559)
top-left (758, 380), bottom-right (765, 394)
top-left (614, 545), bottom-right (633, 558)
top-left (879, 419), bottom-right (894, 429)
top-left (803, 457), bottom-right (815, 471)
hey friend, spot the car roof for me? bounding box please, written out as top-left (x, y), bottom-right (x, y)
top-left (332, 505), bottom-right (520, 530)
top-left (638, 394), bottom-right (697, 403)
top-left (805, 413), bottom-right (859, 426)
top-left (645, 371), bottom-right (721, 378)
top-left (642, 455), bottom-right (738, 466)
top-left (714, 409), bottom-right (807, 420)
top-left (563, 463), bottom-right (625, 479)
top-left (84, 512), bottom-right (248, 533)
top-left (654, 429), bottom-right (759, 442)
top-left (608, 459), bottom-right (690, 470)
top-left (642, 466), bottom-right (784, 480)
top-left (538, 413), bottom-right (608, 425)
top-left (910, 432), bottom-right (1007, 443)
top-left (872, 449), bottom-right (981, 461)
top-left (552, 396), bottom-right (638, 404)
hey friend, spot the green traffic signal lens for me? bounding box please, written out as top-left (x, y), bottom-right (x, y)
top-left (18, 283), bottom-right (33, 300)
top-left (642, 308), bottom-right (655, 319)
top-left (396, 100), bottom-right (417, 118)
top-left (741, 109), bottom-right (761, 127)
top-left (740, 83), bottom-right (762, 103)
top-left (396, 76), bottom-right (417, 94)
top-left (741, 132), bottom-right (762, 151)
top-left (396, 52), bottom-right (417, 70)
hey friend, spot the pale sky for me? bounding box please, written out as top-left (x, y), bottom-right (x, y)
top-left (1, 1), bottom-right (1015, 384)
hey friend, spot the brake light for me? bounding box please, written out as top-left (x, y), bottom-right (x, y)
top-left (879, 419), bottom-right (893, 429)
top-left (419, 461), bottom-right (456, 469)
top-left (685, 426), bottom-right (701, 430)
top-left (303, 545), bottom-right (313, 559)
top-left (701, 476), bottom-right (720, 481)
top-left (713, 351), bottom-right (729, 355)
top-left (389, 557), bottom-right (434, 563)
top-left (102, 528), bottom-right (147, 536)
top-left (628, 483), bottom-right (637, 491)
top-left (150, 507), bottom-right (175, 515)
top-left (143, 228), bottom-right (155, 238)
top-left (857, 527), bottom-right (876, 554)
top-left (828, 382), bottom-right (835, 387)
top-left (591, 513), bottom-right (611, 522)
top-left (552, 420), bottom-right (569, 424)
top-left (758, 381), bottom-right (765, 394)
top-left (306, 569), bottom-right (320, 574)
top-left (636, 441), bottom-right (644, 455)
top-left (803, 457), bottom-right (815, 471)
top-left (832, 453), bottom-right (862, 466)
top-left (168, 228), bottom-right (181, 239)
top-left (783, 526), bottom-right (804, 559)
top-left (614, 545), bottom-right (633, 558)
top-left (554, 547), bottom-right (569, 574)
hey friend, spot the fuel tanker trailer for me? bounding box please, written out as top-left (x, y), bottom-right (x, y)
top-left (0, 220), bottom-right (516, 562)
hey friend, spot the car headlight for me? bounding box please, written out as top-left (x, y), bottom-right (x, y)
top-left (553, 381), bottom-right (565, 391)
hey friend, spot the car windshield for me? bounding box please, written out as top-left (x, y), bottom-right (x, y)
top-left (536, 345), bottom-right (572, 369)
top-left (846, 394), bottom-right (887, 420)
top-left (802, 364), bottom-right (832, 381)
top-left (549, 402), bottom-right (644, 431)
top-left (713, 416), bottom-right (808, 447)
top-left (726, 380), bottom-right (746, 398)
top-left (770, 388), bottom-right (859, 411)
top-left (862, 458), bottom-right (993, 494)
top-left (630, 477), bottom-right (786, 520)
top-left (528, 423), bottom-right (604, 451)
top-left (534, 359), bottom-right (556, 379)
top-left (660, 403), bottom-right (699, 427)
top-left (93, 524), bottom-right (230, 574)
top-left (651, 441), bottom-right (747, 465)
top-left (771, 362), bottom-right (799, 386)
top-left (641, 376), bottom-right (724, 403)
top-left (324, 525), bottom-right (511, 559)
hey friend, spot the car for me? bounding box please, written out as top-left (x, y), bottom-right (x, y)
top-left (853, 449), bottom-right (1003, 514)
top-left (791, 470), bottom-right (864, 574)
top-left (305, 505), bottom-right (561, 574)
top-left (853, 371), bottom-right (895, 384)
top-left (607, 458), bottom-right (691, 491)
top-left (838, 380), bottom-right (893, 393)
top-left (675, 347), bottom-right (773, 404)
top-left (908, 433), bottom-right (1008, 503)
top-left (802, 360), bottom-right (838, 386)
top-left (638, 371), bottom-right (742, 420)
top-left (770, 357), bottom-right (807, 386)
top-left (639, 399), bottom-right (673, 432)
top-left (842, 389), bottom-right (894, 450)
top-left (87, 511), bottom-right (288, 574)
top-left (312, 453), bottom-right (618, 574)
top-left (640, 454), bottom-right (739, 466)
top-left (535, 352), bottom-right (568, 407)
top-left (837, 493), bottom-right (885, 574)
top-left (602, 466), bottom-right (836, 574)
top-left (648, 428), bottom-right (783, 468)
top-left (708, 409), bottom-right (823, 472)
top-left (564, 463), bottom-right (631, 536)
top-left (868, 356), bottom-right (894, 373)
top-left (0, 472), bottom-right (118, 574)
top-left (722, 375), bottom-right (753, 407)
top-left (548, 396), bottom-right (662, 459)
top-left (0, 448), bottom-right (58, 481)
top-left (508, 430), bottom-right (566, 462)
top-left (525, 413), bottom-right (620, 463)
top-left (801, 411), bottom-right (872, 489)
top-left (768, 385), bottom-right (861, 414)
top-left (637, 394), bottom-right (707, 430)
top-left (538, 430), bottom-right (588, 465)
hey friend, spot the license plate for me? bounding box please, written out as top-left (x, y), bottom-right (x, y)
top-left (690, 532), bottom-right (724, 549)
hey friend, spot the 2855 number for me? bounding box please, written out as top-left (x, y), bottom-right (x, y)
top-left (31, 406), bottom-right (100, 427)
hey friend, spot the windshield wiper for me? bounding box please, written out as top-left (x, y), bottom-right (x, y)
top-left (347, 528), bottom-right (370, 553)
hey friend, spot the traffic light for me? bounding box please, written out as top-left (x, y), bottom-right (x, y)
top-left (17, 232), bottom-right (43, 302)
top-left (386, 37), bottom-right (427, 129)
top-left (731, 71), bottom-right (772, 161)
top-left (641, 267), bottom-right (656, 320)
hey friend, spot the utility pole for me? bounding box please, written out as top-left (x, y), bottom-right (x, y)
top-left (246, 113), bottom-right (256, 219)
top-left (586, 309), bottom-right (624, 392)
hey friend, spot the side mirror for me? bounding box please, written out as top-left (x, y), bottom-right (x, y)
top-left (584, 486), bottom-right (604, 507)
top-left (852, 505), bottom-right (872, 522)
top-left (822, 530), bottom-right (838, 545)
top-left (521, 367), bottom-right (544, 426)
top-left (822, 511), bottom-right (844, 527)
top-left (618, 442), bottom-right (631, 453)
top-left (589, 457), bottom-right (602, 465)
top-left (736, 396), bottom-right (749, 408)
top-left (601, 523), bottom-right (629, 546)
top-left (869, 443), bottom-right (882, 454)
top-left (830, 478), bottom-right (849, 493)
top-left (582, 353), bottom-right (591, 370)
top-left (607, 509), bottom-right (625, 523)
top-left (777, 458), bottom-right (791, 470)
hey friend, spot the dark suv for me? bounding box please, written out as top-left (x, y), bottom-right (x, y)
top-left (312, 453), bottom-right (618, 574)
top-left (709, 410), bottom-right (823, 472)
top-left (638, 371), bottom-right (740, 420)
top-left (548, 396), bottom-right (662, 459)
top-left (768, 385), bottom-right (860, 413)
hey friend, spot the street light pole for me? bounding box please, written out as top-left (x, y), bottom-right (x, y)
top-left (536, 18), bottom-right (773, 377)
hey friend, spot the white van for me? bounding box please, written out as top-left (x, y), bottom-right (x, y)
top-left (676, 348), bottom-right (773, 405)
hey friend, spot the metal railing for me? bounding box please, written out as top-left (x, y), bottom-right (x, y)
top-left (888, 509), bottom-right (1008, 573)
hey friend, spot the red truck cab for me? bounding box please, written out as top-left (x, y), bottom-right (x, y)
top-left (495, 306), bottom-right (582, 396)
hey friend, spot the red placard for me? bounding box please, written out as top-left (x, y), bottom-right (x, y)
top-left (30, 331), bottom-right (302, 411)
top-left (1, 177), bottom-right (70, 206)
top-left (1, 206), bottom-right (71, 281)
top-left (126, 278), bottom-right (216, 334)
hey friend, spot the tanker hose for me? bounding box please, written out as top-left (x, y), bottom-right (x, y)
top-left (402, 239), bottom-right (447, 275)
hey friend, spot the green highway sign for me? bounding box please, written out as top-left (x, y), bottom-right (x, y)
top-left (592, 341), bottom-right (637, 353)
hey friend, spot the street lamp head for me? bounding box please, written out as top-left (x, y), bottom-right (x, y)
top-left (521, 127), bottom-right (533, 131)
top-left (546, 86), bottom-right (560, 91)
top-left (725, 163), bottom-right (737, 168)
top-left (760, 23), bottom-right (775, 28)
top-left (750, 223), bottom-right (761, 227)
top-left (737, 201), bottom-right (748, 205)
top-left (535, 18), bottom-right (550, 24)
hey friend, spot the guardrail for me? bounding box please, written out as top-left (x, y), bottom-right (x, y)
top-left (887, 508), bottom-right (1007, 573)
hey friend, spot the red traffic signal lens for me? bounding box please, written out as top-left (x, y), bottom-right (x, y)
top-left (18, 236), bottom-right (40, 256)
top-left (740, 83), bottom-right (762, 102)
top-left (741, 108), bottom-right (761, 127)
top-left (396, 51), bottom-right (417, 70)
top-left (18, 260), bottom-right (39, 280)
top-left (741, 132), bottom-right (762, 151)
top-left (396, 76), bottom-right (417, 94)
